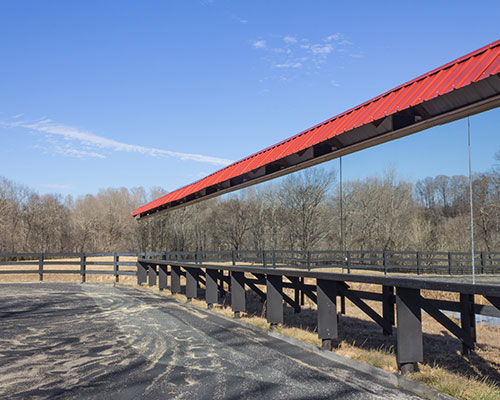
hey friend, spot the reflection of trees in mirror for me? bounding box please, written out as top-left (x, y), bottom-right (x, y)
top-left (0, 160), bottom-right (499, 254)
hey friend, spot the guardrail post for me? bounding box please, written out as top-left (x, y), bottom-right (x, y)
top-left (272, 250), bottom-right (276, 268)
top-left (80, 253), bottom-right (86, 283)
top-left (38, 253), bottom-right (44, 282)
top-left (448, 252), bottom-right (452, 275)
top-left (346, 251), bottom-right (351, 274)
top-left (206, 268), bottom-right (219, 308)
top-left (136, 258), bottom-right (147, 285)
top-left (317, 279), bottom-right (338, 350)
top-left (396, 287), bottom-right (423, 374)
top-left (231, 271), bottom-right (245, 317)
top-left (231, 250), bottom-right (236, 266)
top-left (383, 251), bottom-right (387, 276)
top-left (113, 253), bottom-right (119, 283)
top-left (148, 264), bottom-right (157, 287)
top-left (416, 252), bottom-right (421, 275)
top-left (186, 267), bottom-right (198, 301)
top-left (307, 251), bottom-right (311, 271)
top-left (266, 274), bottom-right (283, 326)
top-left (171, 265), bottom-right (181, 294)
top-left (459, 293), bottom-right (476, 354)
top-left (262, 251), bottom-right (267, 268)
top-left (382, 285), bottom-right (394, 335)
top-left (480, 252), bottom-right (485, 274)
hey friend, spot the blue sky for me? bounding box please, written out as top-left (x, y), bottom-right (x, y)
top-left (0, 0), bottom-right (499, 198)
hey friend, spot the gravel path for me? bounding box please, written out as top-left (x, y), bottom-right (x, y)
top-left (0, 283), bottom-right (422, 399)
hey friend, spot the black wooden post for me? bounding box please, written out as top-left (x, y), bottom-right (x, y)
top-left (231, 250), bottom-right (236, 266)
top-left (300, 277), bottom-right (305, 306)
top-left (80, 253), bottom-right (86, 283)
top-left (231, 271), bottom-right (245, 317)
top-left (186, 267), bottom-right (198, 300)
top-left (38, 253), bottom-right (44, 282)
top-left (218, 270), bottom-right (226, 297)
top-left (416, 252), bottom-right (421, 275)
top-left (448, 252), bottom-right (452, 275)
top-left (266, 274), bottom-right (283, 326)
top-left (206, 268), bottom-right (219, 308)
top-left (113, 253), bottom-right (119, 283)
top-left (396, 287), bottom-right (423, 374)
top-left (294, 284), bottom-right (300, 312)
top-left (340, 293), bottom-right (346, 314)
top-left (383, 251), bottom-right (387, 276)
top-left (480, 252), bottom-right (485, 274)
top-left (171, 265), bottom-right (181, 294)
top-left (459, 293), bottom-right (476, 354)
top-left (382, 285), bottom-right (394, 335)
top-left (137, 259), bottom-right (147, 285)
top-left (148, 264), bottom-right (157, 287)
top-left (317, 279), bottom-right (338, 350)
top-left (158, 264), bottom-right (168, 291)
top-left (307, 251), bottom-right (311, 271)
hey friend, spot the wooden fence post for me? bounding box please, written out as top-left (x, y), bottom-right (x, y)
top-left (113, 253), bottom-right (119, 283)
top-left (80, 253), bottom-right (86, 283)
top-left (396, 287), bottom-right (423, 374)
top-left (266, 274), bottom-right (283, 326)
top-left (206, 268), bottom-right (219, 308)
top-left (231, 271), bottom-right (246, 318)
top-left (317, 279), bottom-right (338, 350)
top-left (38, 253), bottom-right (44, 282)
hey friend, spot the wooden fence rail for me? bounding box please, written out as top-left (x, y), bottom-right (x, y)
top-left (1, 249), bottom-right (499, 280)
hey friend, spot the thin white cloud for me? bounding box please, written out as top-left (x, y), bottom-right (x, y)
top-left (251, 33), bottom-right (353, 80)
top-left (325, 33), bottom-right (341, 42)
top-left (275, 62), bottom-right (303, 69)
top-left (310, 44), bottom-right (333, 55)
top-left (55, 146), bottom-right (106, 159)
top-left (283, 36), bottom-right (297, 44)
top-left (252, 40), bottom-right (267, 49)
top-left (3, 118), bottom-right (233, 166)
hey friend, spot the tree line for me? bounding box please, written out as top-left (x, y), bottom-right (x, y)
top-left (0, 158), bottom-right (498, 254)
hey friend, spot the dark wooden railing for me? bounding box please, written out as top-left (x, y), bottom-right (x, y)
top-left (136, 256), bottom-right (500, 374)
top-left (1, 249), bottom-right (499, 374)
top-left (1, 249), bottom-right (499, 280)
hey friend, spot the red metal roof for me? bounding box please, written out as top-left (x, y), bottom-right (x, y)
top-left (133, 40), bottom-right (500, 218)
